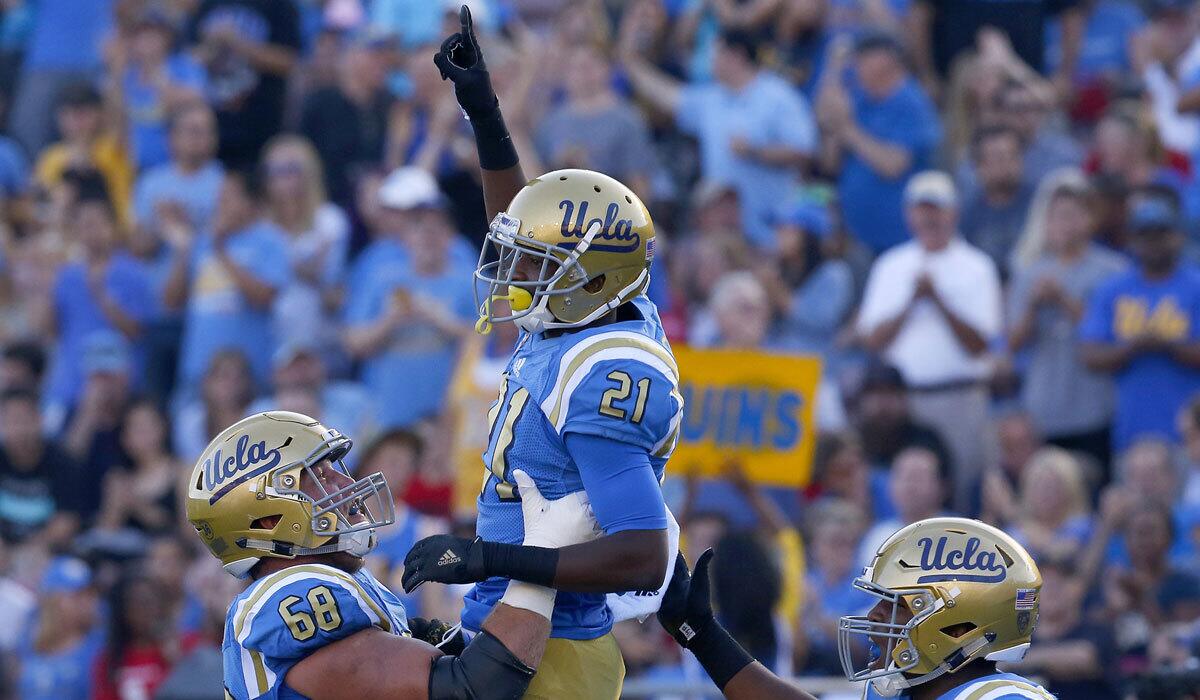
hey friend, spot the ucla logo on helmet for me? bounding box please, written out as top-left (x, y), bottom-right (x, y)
top-left (202, 434), bottom-right (285, 493)
top-left (558, 199), bottom-right (640, 252)
top-left (914, 536), bottom-right (1006, 583)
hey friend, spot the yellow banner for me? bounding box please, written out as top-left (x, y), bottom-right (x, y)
top-left (671, 348), bottom-right (821, 487)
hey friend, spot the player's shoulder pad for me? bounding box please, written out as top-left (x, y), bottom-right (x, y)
top-left (232, 564), bottom-right (397, 660)
top-left (539, 329), bottom-right (683, 450)
top-left (945, 676), bottom-right (1056, 700)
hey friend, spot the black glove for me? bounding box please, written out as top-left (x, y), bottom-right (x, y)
top-left (409, 616), bottom-right (469, 656)
top-left (402, 534), bottom-right (487, 592)
top-left (657, 549), bottom-right (716, 649)
top-left (433, 5), bottom-right (498, 119)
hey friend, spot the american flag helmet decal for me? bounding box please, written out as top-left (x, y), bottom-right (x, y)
top-left (1015, 588), bottom-right (1038, 610)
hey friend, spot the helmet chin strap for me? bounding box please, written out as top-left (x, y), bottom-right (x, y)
top-left (241, 529), bottom-right (377, 560)
top-left (514, 295), bottom-right (555, 332)
top-left (518, 266), bottom-right (649, 333)
top-left (869, 634), bottom-right (990, 697)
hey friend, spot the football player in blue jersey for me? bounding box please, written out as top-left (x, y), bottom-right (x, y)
top-left (185, 411), bottom-right (601, 700)
top-left (398, 8), bottom-right (680, 698)
top-left (654, 517), bottom-right (1056, 700)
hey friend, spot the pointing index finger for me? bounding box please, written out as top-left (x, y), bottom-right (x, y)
top-left (459, 4), bottom-right (473, 37)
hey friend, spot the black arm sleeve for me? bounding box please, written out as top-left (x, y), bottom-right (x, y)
top-left (427, 630), bottom-right (535, 700)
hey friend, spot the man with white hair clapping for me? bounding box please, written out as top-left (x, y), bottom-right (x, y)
top-left (856, 171), bottom-right (1002, 513)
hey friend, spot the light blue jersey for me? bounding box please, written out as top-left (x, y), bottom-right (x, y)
top-left (866, 672), bottom-right (1056, 700)
top-left (462, 295), bottom-right (682, 640)
top-left (222, 564), bottom-right (409, 700)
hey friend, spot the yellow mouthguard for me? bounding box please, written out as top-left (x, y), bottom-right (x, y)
top-left (475, 288), bottom-right (534, 335)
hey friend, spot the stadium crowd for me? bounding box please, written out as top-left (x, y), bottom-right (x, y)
top-left (0, 0), bottom-right (1198, 698)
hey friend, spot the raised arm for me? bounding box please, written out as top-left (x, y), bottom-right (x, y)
top-left (657, 551), bottom-right (819, 700)
top-left (434, 6), bottom-right (526, 221)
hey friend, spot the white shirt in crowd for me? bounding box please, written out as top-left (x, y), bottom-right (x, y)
top-left (856, 237), bottom-right (1001, 387)
top-left (1144, 39), bottom-right (1200, 155)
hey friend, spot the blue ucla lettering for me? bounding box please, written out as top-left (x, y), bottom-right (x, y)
top-left (202, 434), bottom-right (284, 491)
top-left (915, 536), bottom-right (1006, 583)
top-left (558, 199), bottom-right (640, 251)
top-left (772, 391), bottom-right (801, 449)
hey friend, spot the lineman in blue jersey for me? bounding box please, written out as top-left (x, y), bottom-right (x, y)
top-left (185, 411), bottom-right (602, 700)
top-left (401, 10), bottom-right (677, 699)
top-left (651, 517), bottom-right (1056, 700)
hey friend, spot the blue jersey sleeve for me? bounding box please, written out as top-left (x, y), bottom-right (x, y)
top-left (565, 432), bottom-right (667, 534)
top-left (233, 566), bottom-right (395, 662)
top-left (552, 354), bottom-right (681, 452)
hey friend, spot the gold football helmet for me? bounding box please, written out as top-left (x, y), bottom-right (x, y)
top-left (475, 168), bottom-right (655, 334)
top-left (838, 517), bottom-right (1042, 697)
top-left (185, 412), bottom-right (395, 578)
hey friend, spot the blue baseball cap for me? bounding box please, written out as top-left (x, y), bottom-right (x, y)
top-left (40, 556), bottom-right (92, 594)
top-left (1128, 197), bottom-right (1180, 233)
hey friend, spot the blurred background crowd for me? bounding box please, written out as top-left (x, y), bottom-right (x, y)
top-left (0, 0), bottom-right (1199, 698)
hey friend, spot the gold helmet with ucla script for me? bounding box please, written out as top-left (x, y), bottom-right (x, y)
top-left (838, 517), bottom-right (1042, 697)
top-left (185, 412), bottom-right (395, 578)
top-left (475, 168), bottom-right (656, 334)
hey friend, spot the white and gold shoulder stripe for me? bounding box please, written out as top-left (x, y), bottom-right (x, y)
top-left (540, 330), bottom-right (681, 433)
top-left (233, 563), bottom-right (392, 645)
top-left (953, 678), bottom-right (1057, 700)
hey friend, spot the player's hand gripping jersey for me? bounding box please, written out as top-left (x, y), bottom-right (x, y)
top-left (223, 564), bottom-right (410, 700)
top-left (462, 295), bottom-right (683, 639)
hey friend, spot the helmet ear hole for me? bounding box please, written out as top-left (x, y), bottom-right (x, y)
top-left (940, 622), bottom-right (977, 638)
top-left (583, 275), bottom-right (606, 293)
top-left (251, 515), bottom-right (282, 530)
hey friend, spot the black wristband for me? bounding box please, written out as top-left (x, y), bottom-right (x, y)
top-left (468, 107), bottom-right (519, 171)
top-left (479, 541), bottom-right (559, 587)
top-left (688, 620), bottom-right (755, 690)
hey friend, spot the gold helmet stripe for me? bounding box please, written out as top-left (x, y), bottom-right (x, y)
top-left (234, 564), bottom-right (392, 642)
top-left (541, 332), bottom-right (679, 429)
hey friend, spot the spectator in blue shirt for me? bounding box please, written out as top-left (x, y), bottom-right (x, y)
top-left (344, 192), bottom-right (475, 429)
top-left (247, 340), bottom-right (377, 463)
top-left (261, 135), bottom-right (350, 368)
top-left (7, 0), bottom-right (113, 156)
top-left (622, 28), bottom-right (817, 248)
top-left (1045, 0), bottom-right (1145, 87)
top-left (797, 499), bottom-right (874, 674)
top-left (164, 170), bottom-right (289, 395)
top-left (15, 557), bottom-right (103, 700)
top-left (43, 196), bottom-right (152, 425)
top-left (1081, 186), bottom-right (1200, 452)
top-left (131, 101), bottom-right (224, 404)
top-left (344, 167), bottom-right (474, 323)
top-left (760, 199), bottom-right (855, 360)
top-left (112, 10), bottom-right (207, 172)
top-left (133, 102), bottom-right (224, 239)
top-left (817, 32), bottom-right (941, 254)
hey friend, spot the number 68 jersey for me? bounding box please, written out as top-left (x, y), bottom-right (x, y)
top-left (222, 563), bottom-right (410, 699)
top-left (462, 295), bottom-right (684, 640)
